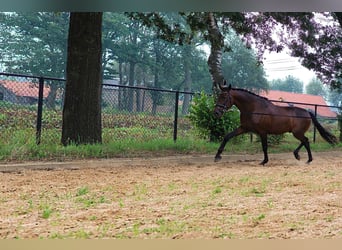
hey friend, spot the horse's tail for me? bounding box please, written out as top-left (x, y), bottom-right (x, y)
top-left (309, 112), bottom-right (338, 145)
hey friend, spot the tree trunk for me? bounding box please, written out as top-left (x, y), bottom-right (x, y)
top-left (152, 39), bottom-right (162, 116)
top-left (206, 12), bottom-right (225, 95)
top-left (118, 62), bottom-right (123, 110)
top-left (45, 82), bottom-right (58, 109)
top-left (61, 12), bottom-right (103, 146)
top-left (182, 45), bottom-right (192, 115)
top-left (118, 62), bottom-right (129, 111)
top-left (127, 61), bottom-right (136, 112)
top-left (135, 67), bottom-right (143, 112)
top-left (151, 66), bottom-right (159, 116)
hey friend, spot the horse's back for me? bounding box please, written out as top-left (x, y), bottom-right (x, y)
top-left (282, 106), bottom-right (310, 118)
top-left (272, 106), bottom-right (311, 134)
top-left (240, 104), bottom-right (311, 135)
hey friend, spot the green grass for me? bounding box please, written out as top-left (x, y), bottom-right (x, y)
top-left (0, 127), bottom-right (340, 162)
top-left (42, 206), bottom-right (53, 219)
top-left (76, 187), bottom-right (89, 196)
top-left (0, 103), bottom-right (340, 162)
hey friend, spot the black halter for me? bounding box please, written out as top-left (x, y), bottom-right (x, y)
top-left (215, 103), bottom-right (228, 110)
top-left (215, 92), bottom-right (233, 111)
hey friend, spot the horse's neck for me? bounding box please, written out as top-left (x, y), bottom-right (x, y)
top-left (231, 90), bottom-right (262, 112)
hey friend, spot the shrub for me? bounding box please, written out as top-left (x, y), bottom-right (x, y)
top-left (255, 134), bottom-right (285, 145)
top-left (188, 92), bottom-right (240, 142)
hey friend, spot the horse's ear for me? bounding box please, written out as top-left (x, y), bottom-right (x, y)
top-left (219, 80), bottom-right (231, 91)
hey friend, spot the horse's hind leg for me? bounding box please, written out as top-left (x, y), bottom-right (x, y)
top-left (293, 133), bottom-right (313, 163)
top-left (259, 134), bottom-right (269, 165)
top-left (303, 138), bottom-right (313, 163)
top-left (293, 142), bottom-right (304, 160)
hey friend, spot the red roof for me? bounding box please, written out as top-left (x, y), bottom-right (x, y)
top-left (260, 90), bottom-right (337, 118)
top-left (0, 80), bottom-right (50, 98)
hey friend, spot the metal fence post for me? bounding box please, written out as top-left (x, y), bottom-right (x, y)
top-left (313, 105), bottom-right (317, 143)
top-left (36, 77), bottom-right (44, 145)
top-left (173, 91), bottom-right (179, 142)
top-left (338, 113), bottom-right (342, 142)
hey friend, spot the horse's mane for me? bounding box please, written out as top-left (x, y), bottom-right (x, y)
top-left (232, 87), bottom-right (271, 103)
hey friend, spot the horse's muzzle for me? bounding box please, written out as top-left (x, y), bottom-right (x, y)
top-left (214, 109), bottom-right (223, 118)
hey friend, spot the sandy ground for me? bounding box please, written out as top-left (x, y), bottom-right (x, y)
top-left (0, 151), bottom-right (341, 239)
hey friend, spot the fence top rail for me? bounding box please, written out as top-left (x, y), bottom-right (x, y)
top-left (0, 72), bottom-right (65, 82)
top-left (268, 99), bottom-right (341, 110)
top-left (102, 83), bottom-right (195, 95)
top-left (1, 72), bottom-right (341, 111)
top-left (102, 83), bottom-right (342, 110)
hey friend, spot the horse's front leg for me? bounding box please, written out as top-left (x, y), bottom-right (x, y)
top-left (259, 134), bottom-right (269, 165)
top-left (214, 127), bottom-right (245, 162)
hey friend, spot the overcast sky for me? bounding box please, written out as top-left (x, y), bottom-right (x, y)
top-left (263, 51), bottom-right (317, 86)
top-left (200, 44), bottom-right (318, 87)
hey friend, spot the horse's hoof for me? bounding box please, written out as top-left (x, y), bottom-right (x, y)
top-left (214, 156), bottom-right (222, 162)
top-left (306, 159), bottom-right (313, 164)
top-left (260, 160), bottom-right (268, 165)
top-left (294, 152), bottom-right (300, 161)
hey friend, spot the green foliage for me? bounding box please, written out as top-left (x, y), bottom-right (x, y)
top-left (102, 12), bottom-right (210, 92)
top-left (0, 12), bottom-right (68, 77)
top-left (268, 134), bottom-right (285, 145)
top-left (255, 134), bottom-right (286, 145)
top-left (305, 77), bottom-right (326, 97)
top-left (270, 75), bottom-right (304, 93)
top-left (329, 88), bottom-right (342, 108)
top-left (188, 92), bottom-right (240, 142)
top-left (222, 30), bottom-right (269, 92)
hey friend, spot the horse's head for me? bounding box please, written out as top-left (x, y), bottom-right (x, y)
top-left (214, 81), bottom-right (233, 118)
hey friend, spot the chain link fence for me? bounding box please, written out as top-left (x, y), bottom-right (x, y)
top-left (101, 83), bottom-right (193, 143)
top-left (0, 73), bottom-right (66, 146)
top-left (0, 74), bottom-right (40, 145)
top-left (0, 72), bottom-right (341, 148)
top-left (0, 73), bottom-right (194, 146)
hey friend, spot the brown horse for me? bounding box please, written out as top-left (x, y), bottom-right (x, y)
top-left (213, 82), bottom-right (337, 165)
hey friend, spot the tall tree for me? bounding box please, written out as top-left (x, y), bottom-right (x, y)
top-left (102, 12), bottom-right (131, 78)
top-left (61, 12), bottom-right (103, 146)
top-left (0, 12), bottom-right (68, 76)
top-left (329, 89), bottom-right (342, 108)
top-left (0, 12), bottom-right (69, 108)
top-left (181, 44), bottom-right (193, 115)
top-left (306, 77), bottom-right (327, 97)
top-left (129, 12), bottom-right (341, 92)
top-left (104, 12), bottom-right (208, 114)
top-left (270, 75), bottom-right (304, 93)
top-left (103, 13), bottom-right (156, 112)
top-left (151, 35), bottom-right (164, 115)
top-left (221, 30), bottom-right (269, 92)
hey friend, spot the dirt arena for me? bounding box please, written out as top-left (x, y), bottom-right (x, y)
top-left (0, 151), bottom-right (341, 239)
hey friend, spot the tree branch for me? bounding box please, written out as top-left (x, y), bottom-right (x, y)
top-left (206, 12), bottom-right (225, 94)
